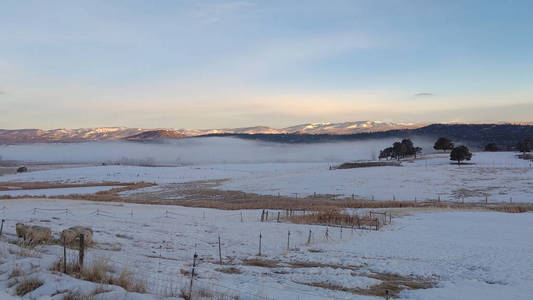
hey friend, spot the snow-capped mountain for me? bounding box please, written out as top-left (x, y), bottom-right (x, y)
top-left (0, 121), bottom-right (424, 144)
top-left (282, 121), bottom-right (421, 135)
top-left (0, 127), bottom-right (145, 143)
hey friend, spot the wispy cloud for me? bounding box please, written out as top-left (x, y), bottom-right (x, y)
top-left (414, 92), bottom-right (435, 98)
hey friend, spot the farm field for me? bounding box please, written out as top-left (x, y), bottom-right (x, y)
top-left (1, 198), bottom-right (532, 299)
top-left (1, 141), bottom-right (533, 299)
top-left (1, 150), bottom-right (532, 203)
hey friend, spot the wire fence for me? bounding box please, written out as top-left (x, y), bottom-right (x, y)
top-left (1, 204), bottom-right (395, 299)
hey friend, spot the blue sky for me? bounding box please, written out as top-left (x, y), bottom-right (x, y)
top-left (1, 0), bottom-right (532, 129)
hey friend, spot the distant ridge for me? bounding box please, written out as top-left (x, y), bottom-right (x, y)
top-left (0, 121), bottom-right (422, 144)
top-left (1, 122), bottom-right (532, 148)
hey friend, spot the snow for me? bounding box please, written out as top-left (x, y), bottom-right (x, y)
top-left (0, 199), bottom-right (532, 299)
top-left (1, 151), bottom-right (532, 203)
top-left (0, 186), bottom-right (120, 197)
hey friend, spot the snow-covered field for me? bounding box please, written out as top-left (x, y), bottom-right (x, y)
top-left (1, 150), bottom-right (532, 203)
top-left (1, 140), bottom-right (533, 299)
top-left (0, 199), bottom-right (532, 299)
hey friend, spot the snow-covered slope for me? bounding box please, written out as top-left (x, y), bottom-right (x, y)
top-left (0, 127), bottom-right (146, 143)
top-left (283, 121), bottom-right (422, 135)
top-left (0, 121), bottom-right (423, 143)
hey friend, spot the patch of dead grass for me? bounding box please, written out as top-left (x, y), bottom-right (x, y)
top-left (15, 276), bottom-right (43, 296)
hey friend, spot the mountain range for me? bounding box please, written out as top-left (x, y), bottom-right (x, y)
top-left (0, 121), bottom-right (422, 144)
top-left (1, 122), bottom-right (532, 149)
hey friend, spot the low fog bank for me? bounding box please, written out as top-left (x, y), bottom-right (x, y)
top-left (0, 137), bottom-right (434, 165)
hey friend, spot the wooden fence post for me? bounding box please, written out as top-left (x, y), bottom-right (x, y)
top-left (260, 210), bottom-right (265, 222)
top-left (287, 231), bottom-right (290, 251)
top-left (78, 234), bottom-right (85, 268)
top-left (63, 236), bottom-right (67, 273)
top-left (277, 212), bottom-right (280, 223)
top-left (307, 229), bottom-right (312, 245)
top-left (218, 236), bottom-right (222, 265)
top-left (240, 212), bottom-right (243, 223)
top-left (258, 233), bottom-right (262, 256)
top-left (340, 226), bottom-right (342, 240)
top-left (265, 210), bottom-right (269, 221)
top-left (189, 252), bottom-right (198, 299)
top-left (325, 227), bottom-right (329, 240)
top-left (0, 219), bottom-right (4, 236)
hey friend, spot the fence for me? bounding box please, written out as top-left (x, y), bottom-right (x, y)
top-left (0, 203), bottom-right (399, 300)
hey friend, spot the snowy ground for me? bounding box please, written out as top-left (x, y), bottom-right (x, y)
top-left (0, 186), bottom-right (120, 197)
top-left (0, 199), bottom-right (532, 299)
top-left (1, 152), bottom-right (532, 203)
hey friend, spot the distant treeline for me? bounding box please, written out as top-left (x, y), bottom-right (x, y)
top-left (200, 124), bottom-right (533, 149)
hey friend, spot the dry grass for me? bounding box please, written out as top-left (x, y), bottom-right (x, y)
top-left (336, 161), bottom-right (401, 169)
top-left (8, 246), bottom-right (42, 258)
top-left (285, 208), bottom-right (380, 228)
top-left (0, 181), bottom-right (134, 191)
top-left (491, 205), bottom-right (529, 213)
top-left (15, 276), bottom-right (43, 296)
top-left (62, 286), bottom-right (111, 300)
top-left (179, 284), bottom-right (240, 300)
top-left (51, 257), bottom-right (146, 293)
top-left (242, 258), bottom-right (281, 268)
top-left (215, 267), bottom-right (242, 274)
top-left (9, 267), bottom-right (23, 279)
top-left (301, 272), bottom-right (435, 298)
top-left (111, 268), bottom-right (146, 293)
top-left (0, 181), bottom-right (155, 201)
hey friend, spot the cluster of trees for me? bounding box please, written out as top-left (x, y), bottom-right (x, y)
top-left (433, 136), bottom-right (472, 165)
top-left (378, 135), bottom-right (531, 165)
top-left (433, 137), bottom-right (454, 151)
top-left (379, 139), bottom-right (422, 160)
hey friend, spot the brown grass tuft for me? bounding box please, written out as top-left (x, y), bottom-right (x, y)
top-left (15, 277), bottom-right (43, 296)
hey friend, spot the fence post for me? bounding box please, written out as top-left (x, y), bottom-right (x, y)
top-left (260, 210), bottom-right (265, 222)
top-left (277, 212), bottom-right (280, 223)
top-left (375, 219), bottom-right (379, 231)
top-left (189, 252), bottom-right (198, 299)
top-left (0, 219), bottom-right (4, 236)
top-left (265, 210), bottom-right (269, 221)
top-left (307, 229), bottom-right (312, 245)
top-left (258, 233), bottom-right (262, 256)
top-left (325, 227), bottom-right (329, 240)
top-left (240, 212), bottom-right (243, 223)
top-left (63, 236), bottom-right (67, 273)
top-left (340, 226), bottom-right (342, 240)
top-left (218, 236), bottom-right (222, 265)
top-left (78, 234), bottom-right (85, 268)
top-left (287, 231), bottom-right (290, 251)
top-left (485, 195), bottom-right (488, 204)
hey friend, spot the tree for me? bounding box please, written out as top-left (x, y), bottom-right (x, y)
top-left (434, 137), bottom-right (454, 152)
top-left (379, 147), bottom-right (393, 160)
top-left (450, 145), bottom-right (472, 165)
top-left (379, 139), bottom-right (422, 160)
top-left (484, 143), bottom-right (499, 152)
top-left (517, 139), bottom-right (532, 154)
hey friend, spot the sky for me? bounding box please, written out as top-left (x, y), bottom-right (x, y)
top-left (1, 0), bottom-right (532, 129)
